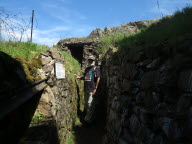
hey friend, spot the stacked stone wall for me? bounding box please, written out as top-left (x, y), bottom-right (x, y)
top-left (19, 48), bottom-right (83, 144)
top-left (101, 40), bottom-right (192, 144)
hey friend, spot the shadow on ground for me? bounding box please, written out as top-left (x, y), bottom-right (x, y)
top-left (74, 81), bottom-right (106, 144)
top-left (73, 108), bottom-right (106, 144)
top-left (19, 120), bottom-right (60, 144)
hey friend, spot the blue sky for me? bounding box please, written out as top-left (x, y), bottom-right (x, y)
top-left (0, 0), bottom-right (191, 46)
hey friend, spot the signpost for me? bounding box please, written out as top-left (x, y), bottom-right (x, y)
top-left (55, 62), bottom-right (65, 79)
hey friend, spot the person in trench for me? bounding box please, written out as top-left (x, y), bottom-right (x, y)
top-left (75, 56), bottom-right (101, 124)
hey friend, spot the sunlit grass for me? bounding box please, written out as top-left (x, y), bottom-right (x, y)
top-left (0, 41), bottom-right (49, 59)
top-left (97, 6), bottom-right (192, 58)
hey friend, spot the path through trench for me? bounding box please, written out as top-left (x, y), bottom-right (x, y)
top-left (72, 117), bottom-right (105, 144)
top-left (73, 82), bottom-right (106, 144)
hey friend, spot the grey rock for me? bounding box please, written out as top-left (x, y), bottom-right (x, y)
top-left (178, 70), bottom-right (192, 92)
top-left (122, 79), bottom-right (131, 92)
top-left (42, 65), bottom-right (54, 73)
top-left (137, 59), bottom-right (152, 67)
top-left (123, 63), bottom-right (138, 80)
top-left (141, 71), bottom-right (160, 90)
top-left (159, 117), bottom-right (172, 137)
top-left (104, 26), bottom-right (113, 34)
top-left (146, 58), bottom-right (160, 69)
top-left (41, 57), bottom-right (52, 65)
top-left (50, 48), bottom-right (64, 61)
top-left (177, 94), bottom-right (192, 112)
top-left (41, 51), bottom-right (50, 57)
top-left (130, 114), bottom-right (140, 134)
top-left (89, 28), bottom-right (104, 37)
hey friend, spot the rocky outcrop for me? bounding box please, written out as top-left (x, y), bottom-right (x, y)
top-left (89, 28), bottom-right (105, 37)
top-left (89, 19), bottom-right (159, 37)
top-left (101, 39), bottom-right (192, 144)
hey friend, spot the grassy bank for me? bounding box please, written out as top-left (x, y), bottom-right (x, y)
top-left (60, 50), bottom-right (82, 81)
top-left (0, 41), bottom-right (49, 82)
top-left (0, 41), bottom-right (49, 59)
top-left (97, 6), bottom-right (192, 58)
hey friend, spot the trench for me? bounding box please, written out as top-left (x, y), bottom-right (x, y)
top-left (72, 79), bottom-right (107, 144)
top-left (62, 44), bottom-right (107, 144)
top-left (0, 47), bottom-right (107, 144)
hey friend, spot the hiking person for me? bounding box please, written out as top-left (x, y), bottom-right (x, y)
top-left (75, 56), bottom-right (101, 124)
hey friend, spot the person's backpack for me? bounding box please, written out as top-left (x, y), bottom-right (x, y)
top-left (84, 66), bottom-right (97, 82)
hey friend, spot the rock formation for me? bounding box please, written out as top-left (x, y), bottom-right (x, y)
top-left (89, 19), bottom-right (159, 37)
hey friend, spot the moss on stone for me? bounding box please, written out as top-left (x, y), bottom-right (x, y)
top-left (16, 56), bottom-right (42, 82)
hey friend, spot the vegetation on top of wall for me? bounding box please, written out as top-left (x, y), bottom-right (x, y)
top-left (97, 6), bottom-right (192, 58)
top-left (0, 41), bottom-right (49, 59)
top-left (59, 50), bottom-right (82, 81)
top-left (120, 7), bottom-right (192, 47)
top-left (16, 56), bottom-right (42, 82)
top-left (0, 41), bottom-right (49, 82)
top-left (96, 32), bottom-right (130, 58)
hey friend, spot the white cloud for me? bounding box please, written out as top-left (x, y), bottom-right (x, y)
top-left (33, 36), bottom-right (60, 47)
top-left (42, 2), bottom-right (87, 23)
top-left (35, 26), bottom-right (71, 35)
top-left (0, 0), bottom-right (93, 46)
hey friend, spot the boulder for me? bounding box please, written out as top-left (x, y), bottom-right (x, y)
top-left (49, 48), bottom-right (64, 61)
top-left (89, 28), bottom-right (104, 37)
top-left (42, 65), bottom-right (54, 73)
top-left (104, 26), bottom-right (113, 34)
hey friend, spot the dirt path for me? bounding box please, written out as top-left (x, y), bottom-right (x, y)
top-left (72, 100), bottom-right (106, 144)
top-left (73, 122), bottom-right (105, 144)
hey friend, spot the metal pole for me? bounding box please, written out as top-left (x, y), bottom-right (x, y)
top-left (0, 22), bottom-right (2, 41)
top-left (30, 10), bottom-right (34, 42)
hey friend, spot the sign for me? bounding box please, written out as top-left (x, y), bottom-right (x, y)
top-left (55, 62), bottom-right (65, 79)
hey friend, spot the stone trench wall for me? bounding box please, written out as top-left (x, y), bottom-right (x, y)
top-left (20, 48), bottom-right (82, 144)
top-left (58, 40), bottom-right (101, 70)
top-left (101, 40), bottom-right (192, 144)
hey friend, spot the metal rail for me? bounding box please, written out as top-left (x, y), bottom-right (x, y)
top-left (0, 79), bottom-right (47, 120)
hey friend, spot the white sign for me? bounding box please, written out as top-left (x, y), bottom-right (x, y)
top-left (55, 62), bottom-right (65, 79)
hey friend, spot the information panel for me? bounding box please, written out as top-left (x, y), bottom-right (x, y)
top-left (55, 62), bottom-right (65, 79)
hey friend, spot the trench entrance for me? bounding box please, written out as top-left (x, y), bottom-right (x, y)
top-left (66, 44), bottom-right (85, 64)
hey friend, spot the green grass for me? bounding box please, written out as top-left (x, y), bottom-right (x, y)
top-left (67, 131), bottom-right (75, 144)
top-left (0, 41), bottom-right (49, 82)
top-left (120, 6), bottom-right (192, 48)
top-left (32, 112), bottom-right (44, 123)
top-left (96, 32), bottom-right (131, 58)
top-left (97, 6), bottom-right (192, 58)
top-left (59, 50), bottom-right (82, 81)
top-left (0, 41), bottom-right (49, 59)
